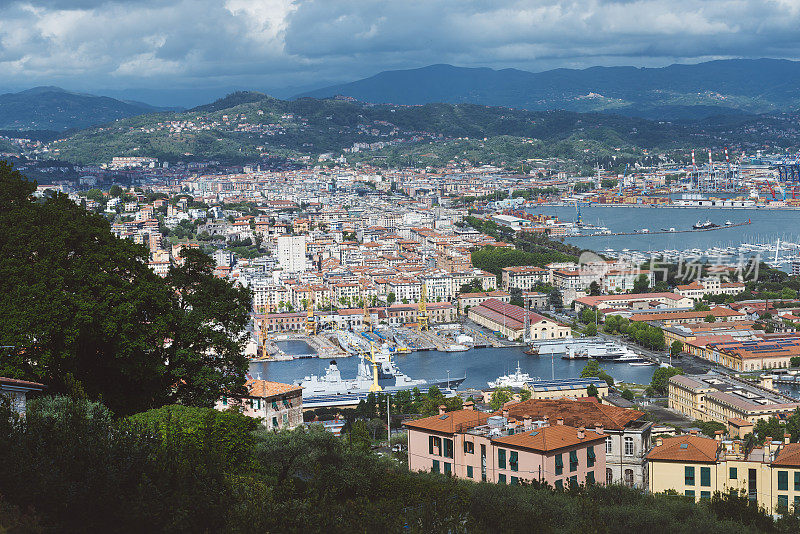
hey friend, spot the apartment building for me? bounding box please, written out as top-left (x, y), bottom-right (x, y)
top-left (675, 277), bottom-right (747, 300)
top-left (501, 266), bottom-right (551, 291)
top-left (502, 399), bottom-right (653, 488)
top-left (277, 235), bottom-right (308, 273)
top-left (668, 373), bottom-right (800, 424)
top-left (647, 434), bottom-right (800, 513)
top-left (404, 404), bottom-right (606, 488)
top-left (574, 292), bottom-right (693, 314)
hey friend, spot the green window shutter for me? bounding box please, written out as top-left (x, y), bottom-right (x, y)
top-left (467, 465), bottom-right (473, 478)
top-left (498, 449), bottom-right (506, 469)
top-left (569, 475), bottom-right (577, 488)
top-left (444, 462), bottom-right (451, 475)
top-left (510, 451), bottom-right (519, 472)
top-left (685, 466), bottom-right (695, 486)
top-left (498, 474), bottom-right (506, 484)
top-left (794, 471), bottom-right (800, 491)
top-left (729, 467), bottom-right (737, 480)
top-left (510, 476), bottom-right (518, 485)
top-left (569, 450), bottom-right (578, 472)
top-left (778, 495), bottom-right (788, 512)
top-left (778, 471), bottom-right (788, 491)
top-left (429, 436), bottom-right (434, 455)
top-left (700, 491), bottom-right (710, 500)
top-left (700, 467), bottom-right (711, 487)
top-left (432, 460), bottom-right (439, 473)
top-left (685, 490), bottom-right (695, 497)
top-left (555, 479), bottom-right (563, 490)
top-left (586, 471), bottom-right (595, 484)
top-left (555, 453), bottom-right (563, 475)
top-left (444, 438), bottom-right (454, 459)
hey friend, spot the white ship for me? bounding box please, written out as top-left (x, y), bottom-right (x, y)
top-left (488, 362), bottom-right (539, 389)
top-left (297, 343), bottom-right (465, 407)
top-left (336, 330), bottom-right (370, 355)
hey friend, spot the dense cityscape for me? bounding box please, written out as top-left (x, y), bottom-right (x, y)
top-left (6, 1), bottom-right (800, 532)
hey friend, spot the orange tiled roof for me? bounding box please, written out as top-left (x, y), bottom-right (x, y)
top-left (492, 424), bottom-right (605, 452)
top-left (501, 399), bottom-right (644, 431)
top-left (772, 443), bottom-right (800, 467)
top-left (403, 409), bottom-right (490, 434)
top-left (645, 435), bottom-right (719, 463)
top-left (246, 379), bottom-right (302, 398)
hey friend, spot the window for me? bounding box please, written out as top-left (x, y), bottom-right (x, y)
top-left (444, 462), bottom-right (451, 475)
top-left (222, 396), bottom-right (227, 406)
top-left (587, 446), bottom-right (595, 467)
top-left (778, 470), bottom-right (788, 491)
top-left (624, 437), bottom-right (634, 456)
top-left (569, 475), bottom-right (578, 488)
top-left (467, 465), bottom-right (473, 478)
top-left (510, 451), bottom-right (519, 472)
top-left (700, 467), bottom-right (711, 487)
top-left (464, 441), bottom-right (474, 454)
top-left (586, 471), bottom-right (595, 485)
top-left (795, 472), bottom-right (800, 491)
top-left (498, 474), bottom-right (506, 484)
top-left (555, 479), bottom-right (563, 490)
top-left (685, 490), bottom-right (695, 497)
top-left (700, 491), bottom-right (710, 500)
top-left (777, 495), bottom-right (788, 512)
top-left (272, 417), bottom-right (278, 428)
top-left (606, 468), bottom-right (613, 485)
top-left (272, 401), bottom-right (278, 410)
top-left (555, 454), bottom-right (563, 475)
top-left (569, 450), bottom-right (579, 472)
top-left (498, 449), bottom-right (506, 469)
top-left (685, 466), bottom-right (695, 486)
top-left (729, 467), bottom-right (737, 480)
top-left (510, 476), bottom-right (518, 485)
top-left (625, 469), bottom-right (634, 487)
top-left (429, 436), bottom-right (441, 456)
top-left (443, 438), bottom-right (454, 459)
top-left (606, 437), bottom-right (612, 454)
top-left (432, 460), bottom-right (440, 474)
top-left (795, 495), bottom-right (800, 508)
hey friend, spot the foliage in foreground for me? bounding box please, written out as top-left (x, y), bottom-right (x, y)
top-left (2, 397), bottom-right (800, 533)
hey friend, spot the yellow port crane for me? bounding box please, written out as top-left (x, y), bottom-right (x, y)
top-left (362, 297), bottom-right (372, 333)
top-left (257, 305), bottom-right (270, 359)
top-left (366, 342), bottom-right (382, 392)
top-left (305, 295), bottom-right (316, 336)
top-left (417, 283), bottom-right (430, 331)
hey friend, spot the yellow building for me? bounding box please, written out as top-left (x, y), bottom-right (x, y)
top-left (647, 434), bottom-right (800, 513)
top-left (668, 373), bottom-right (800, 424)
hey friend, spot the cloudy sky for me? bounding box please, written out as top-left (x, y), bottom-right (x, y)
top-left (2, 0), bottom-right (800, 105)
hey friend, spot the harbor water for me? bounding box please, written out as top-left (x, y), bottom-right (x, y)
top-left (532, 205), bottom-right (800, 257)
top-left (250, 345), bottom-right (658, 390)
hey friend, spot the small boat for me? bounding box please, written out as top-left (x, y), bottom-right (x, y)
top-left (443, 344), bottom-right (469, 352)
top-left (693, 220), bottom-right (719, 230)
top-left (629, 361), bottom-right (656, 366)
top-left (725, 220), bottom-right (733, 226)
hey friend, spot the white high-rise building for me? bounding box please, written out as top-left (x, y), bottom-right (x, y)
top-left (277, 235), bottom-right (308, 273)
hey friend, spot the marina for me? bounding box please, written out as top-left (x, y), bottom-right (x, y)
top-left (250, 344), bottom-right (660, 393)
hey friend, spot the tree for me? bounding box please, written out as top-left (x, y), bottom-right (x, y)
top-left (670, 340), bottom-right (683, 358)
top-left (585, 323), bottom-right (598, 336)
top-left (650, 366), bottom-right (684, 395)
top-left (586, 384), bottom-right (599, 398)
top-left (621, 389), bottom-right (635, 401)
top-left (705, 314), bottom-right (716, 323)
top-left (632, 274), bottom-right (650, 293)
top-left (490, 388), bottom-right (514, 410)
top-left (588, 281), bottom-right (601, 296)
top-left (350, 419), bottom-right (372, 452)
top-left (693, 301), bottom-right (711, 312)
top-left (387, 292), bottom-right (396, 304)
top-left (519, 389), bottom-right (532, 401)
top-left (109, 184), bottom-right (123, 197)
top-left (0, 163), bottom-right (251, 415)
top-left (580, 360), bottom-right (614, 386)
top-left (791, 356), bottom-right (800, 368)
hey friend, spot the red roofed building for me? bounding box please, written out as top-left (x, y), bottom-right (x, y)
top-left (467, 298), bottom-right (571, 341)
top-left (404, 404), bottom-right (606, 488)
top-left (215, 379), bottom-right (302, 431)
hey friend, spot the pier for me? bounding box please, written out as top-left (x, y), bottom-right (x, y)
top-left (575, 220), bottom-right (751, 238)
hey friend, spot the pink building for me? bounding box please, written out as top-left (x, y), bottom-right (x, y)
top-left (404, 403), bottom-right (606, 487)
top-left (215, 379), bottom-right (303, 430)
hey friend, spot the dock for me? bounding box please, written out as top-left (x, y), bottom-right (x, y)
top-left (574, 221), bottom-right (752, 238)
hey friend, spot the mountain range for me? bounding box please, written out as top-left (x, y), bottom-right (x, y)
top-left (297, 59), bottom-right (800, 119)
top-left (0, 87), bottom-right (174, 131)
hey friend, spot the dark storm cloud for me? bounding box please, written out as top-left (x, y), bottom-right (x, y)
top-left (1, 0), bottom-right (800, 99)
